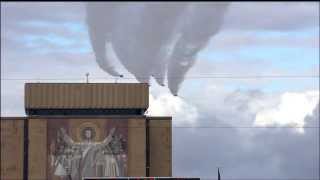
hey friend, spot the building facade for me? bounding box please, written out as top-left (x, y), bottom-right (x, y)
top-left (1, 83), bottom-right (172, 179)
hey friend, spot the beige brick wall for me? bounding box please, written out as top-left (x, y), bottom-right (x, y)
top-left (1, 119), bottom-right (25, 180)
top-left (148, 118), bottom-right (172, 177)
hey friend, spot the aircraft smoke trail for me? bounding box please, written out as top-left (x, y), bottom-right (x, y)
top-left (167, 3), bottom-right (230, 95)
top-left (86, 2), bottom-right (123, 77)
top-left (86, 2), bottom-right (230, 95)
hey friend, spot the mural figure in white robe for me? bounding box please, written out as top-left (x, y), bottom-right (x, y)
top-left (50, 127), bottom-right (126, 180)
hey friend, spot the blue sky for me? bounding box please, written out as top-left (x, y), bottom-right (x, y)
top-left (200, 28), bottom-right (319, 72)
top-left (5, 21), bottom-right (318, 93)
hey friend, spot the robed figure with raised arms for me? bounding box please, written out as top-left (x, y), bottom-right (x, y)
top-left (50, 127), bottom-right (126, 180)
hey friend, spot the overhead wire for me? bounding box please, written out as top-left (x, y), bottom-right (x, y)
top-left (1, 75), bottom-right (319, 81)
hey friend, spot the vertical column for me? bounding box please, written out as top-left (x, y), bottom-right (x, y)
top-left (149, 118), bottom-right (172, 176)
top-left (127, 118), bottom-right (146, 176)
top-left (146, 118), bottom-right (150, 176)
top-left (0, 119), bottom-right (24, 179)
top-left (28, 119), bottom-right (47, 179)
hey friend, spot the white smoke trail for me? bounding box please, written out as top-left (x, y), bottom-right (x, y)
top-left (86, 2), bottom-right (230, 95)
top-left (86, 2), bottom-right (123, 77)
top-left (167, 2), bottom-right (230, 95)
top-left (113, 3), bottom-right (188, 84)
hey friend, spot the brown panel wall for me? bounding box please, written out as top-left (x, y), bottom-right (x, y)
top-left (1, 116), bottom-right (170, 178)
top-left (148, 118), bottom-right (172, 177)
top-left (28, 119), bottom-right (47, 179)
top-left (25, 83), bottom-right (149, 109)
top-left (1, 119), bottom-right (24, 180)
top-left (127, 118), bottom-right (146, 176)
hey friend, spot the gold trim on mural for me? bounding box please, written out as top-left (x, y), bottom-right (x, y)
top-left (76, 122), bottom-right (101, 142)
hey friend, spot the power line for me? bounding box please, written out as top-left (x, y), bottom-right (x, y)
top-left (1, 75), bottom-right (319, 81)
top-left (198, 178), bottom-right (319, 180)
top-left (0, 121), bottom-right (316, 128)
top-left (171, 126), bottom-right (319, 128)
top-left (149, 126), bottom-right (320, 129)
top-left (90, 126), bottom-right (317, 128)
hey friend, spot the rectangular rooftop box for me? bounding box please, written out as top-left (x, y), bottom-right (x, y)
top-left (25, 83), bottom-right (149, 115)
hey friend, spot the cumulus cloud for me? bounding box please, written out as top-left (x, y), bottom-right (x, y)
top-left (147, 94), bottom-right (199, 126)
top-left (255, 90), bottom-right (319, 132)
top-left (173, 89), bottom-right (319, 179)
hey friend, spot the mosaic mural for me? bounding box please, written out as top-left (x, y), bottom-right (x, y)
top-left (47, 119), bottom-right (128, 180)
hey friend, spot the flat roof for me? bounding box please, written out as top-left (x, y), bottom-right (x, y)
top-left (25, 83), bottom-right (149, 110)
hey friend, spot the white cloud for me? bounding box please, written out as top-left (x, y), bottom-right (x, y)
top-left (254, 90), bottom-right (319, 132)
top-left (1, 2), bottom-right (319, 178)
top-left (147, 93), bottom-right (199, 126)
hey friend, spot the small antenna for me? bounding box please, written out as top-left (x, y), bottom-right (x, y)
top-left (217, 166), bottom-right (222, 180)
top-left (86, 73), bottom-right (89, 83)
